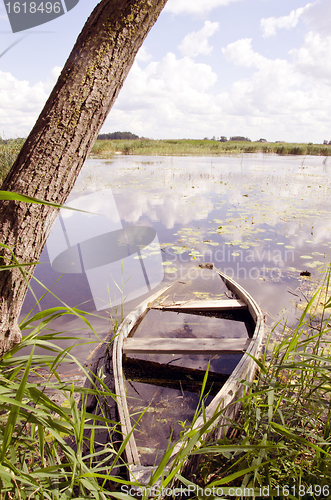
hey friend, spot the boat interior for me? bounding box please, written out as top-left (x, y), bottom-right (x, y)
top-left (121, 267), bottom-right (256, 466)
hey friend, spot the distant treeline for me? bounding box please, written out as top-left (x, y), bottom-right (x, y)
top-left (97, 131), bottom-right (140, 140)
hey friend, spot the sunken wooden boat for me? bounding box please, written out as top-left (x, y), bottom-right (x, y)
top-left (113, 264), bottom-right (264, 483)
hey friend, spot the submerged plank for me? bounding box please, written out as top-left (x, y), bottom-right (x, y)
top-left (152, 299), bottom-right (247, 311)
top-left (124, 356), bottom-right (228, 394)
top-left (123, 337), bottom-right (251, 354)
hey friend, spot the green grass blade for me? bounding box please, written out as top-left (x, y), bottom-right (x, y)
top-left (0, 190), bottom-right (94, 213)
top-left (0, 346), bottom-right (34, 462)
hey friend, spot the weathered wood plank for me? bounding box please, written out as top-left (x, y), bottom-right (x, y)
top-left (123, 337), bottom-right (251, 354)
top-left (152, 299), bottom-right (247, 311)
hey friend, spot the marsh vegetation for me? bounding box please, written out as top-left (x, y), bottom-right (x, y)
top-left (90, 139), bottom-right (331, 158)
top-left (1, 270), bottom-right (331, 498)
top-left (2, 138), bottom-right (330, 187)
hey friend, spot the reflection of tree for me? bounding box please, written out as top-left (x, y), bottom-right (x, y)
top-left (0, 0), bottom-right (167, 355)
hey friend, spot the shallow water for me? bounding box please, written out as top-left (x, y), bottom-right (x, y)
top-left (21, 153), bottom-right (331, 367)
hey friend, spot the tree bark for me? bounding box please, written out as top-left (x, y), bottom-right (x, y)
top-left (0, 0), bottom-right (168, 355)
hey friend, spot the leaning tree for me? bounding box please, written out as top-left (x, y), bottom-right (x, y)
top-left (0, 0), bottom-right (168, 355)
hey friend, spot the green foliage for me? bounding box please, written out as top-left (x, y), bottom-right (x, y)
top-left (0, 138), bottom-right (24, 185)
top-left (2, 264), bottom-right (331, 497)
top-left (97, 132), bottom-right (140, 140)
top-left (229, 136), bottom-right (251, 142)
top-left (0, 314), bottom-right (121, 498)
top-left (192, 270), bottom-right (331, 495)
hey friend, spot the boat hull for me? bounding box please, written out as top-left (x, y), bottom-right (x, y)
top-left (113, 266), bottom-right (264, 483)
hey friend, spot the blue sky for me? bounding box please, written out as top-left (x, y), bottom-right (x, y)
top-left (0, 0), bottom-right (331, 143)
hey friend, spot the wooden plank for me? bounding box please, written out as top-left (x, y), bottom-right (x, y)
top-left (152, 299), bottom-right (247, 311)
top-left (124, 356), bottom-right (228, 393)
top-left (124, 356), bottom-right (228, 384)
top-left (123, 337), bottom-right (252, 354)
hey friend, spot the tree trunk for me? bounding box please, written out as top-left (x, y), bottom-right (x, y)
top-left (0, 0), bottom-right (168, 356)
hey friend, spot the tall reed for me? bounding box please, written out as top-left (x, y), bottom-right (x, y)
top-left (90, 139), bottom-right (331, 158)
top-left (2, 240), bottom-right (331, 498)
top-left (188, 271), bottom-right (331, 497)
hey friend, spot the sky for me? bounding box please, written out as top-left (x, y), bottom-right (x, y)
top-left (0, 0), bottom-right (331, 143)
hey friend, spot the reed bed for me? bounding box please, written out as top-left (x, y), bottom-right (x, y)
top-left (188, 272), bottom-right (331, 498)
top-left (90, 139), bottom-right (331, 158)
top-left (1, 139), bottom-right (330, 183)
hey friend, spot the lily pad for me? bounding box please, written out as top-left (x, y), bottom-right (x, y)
top-left (164, 267), bottom-right (177, 274)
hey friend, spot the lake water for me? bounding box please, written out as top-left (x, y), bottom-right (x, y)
top-left (21, 153), bottom-right (331, 369)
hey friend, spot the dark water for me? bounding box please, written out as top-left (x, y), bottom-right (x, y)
top-left (21, 153), bottom-right (331, 368)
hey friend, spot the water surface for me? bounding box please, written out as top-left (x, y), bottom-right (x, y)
top-left (21, 154), bottom-right (331, 366)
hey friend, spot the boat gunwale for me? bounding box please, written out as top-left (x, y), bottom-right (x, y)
top-left (113, 267), bottom-right (264, 480)
top-left (113, 284), bottom-right (172, 466)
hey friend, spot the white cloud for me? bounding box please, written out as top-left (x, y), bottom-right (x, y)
top-left (218, 38), bottom-right (331, 140)
top-left (104, 53), bottom-right (219, 139)
top-left (0, 67), bottom-right (60, 137)
top-left (300, 0), bottom-right (331, 36)
top-left (179, 21), bottom-right (219, 57)
top-left (136, 46), bottom-right (153, 63)
top-left (165, 0), bottom-right (241, 15)
top-left (116, 52), bottom-right (217, 109)
top-left (101, 35), bottom-right (331, 143)
top-left (291, 32), bottom-right (331, 81)
top-left (76, 164), bottom-right (215, 230)
top-left (222, 38), bottom-right (266, 68)
top-left (260, 3), bottom-right (313, 38)
top-left (4, 28), bottom-right (331, 145)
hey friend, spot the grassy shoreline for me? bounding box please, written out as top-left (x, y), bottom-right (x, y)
top-left (1, 139), bottom-right (330, 186)
top-left (90, 139), bottom-right (331, 158)
top-left (1, 269), bottom-right (331, 497)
